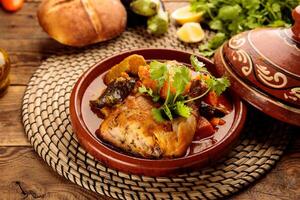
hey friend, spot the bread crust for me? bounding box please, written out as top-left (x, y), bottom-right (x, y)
top-left (37, 0), bottom-right (127, 47)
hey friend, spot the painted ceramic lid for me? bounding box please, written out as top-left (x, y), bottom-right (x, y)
top-left (214, 6), bottom-right (300, 126)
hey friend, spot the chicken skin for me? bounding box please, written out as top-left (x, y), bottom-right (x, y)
top-left (98, 95), bottom-right (197, 158)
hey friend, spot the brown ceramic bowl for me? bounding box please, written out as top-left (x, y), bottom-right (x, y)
top-left (70, 48), bottom-right (247, 176)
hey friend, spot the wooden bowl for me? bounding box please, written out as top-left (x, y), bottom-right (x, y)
top-left (214, 6), bottom-right (300, 126)
top-left (70, 48), bottom-right (247, 176)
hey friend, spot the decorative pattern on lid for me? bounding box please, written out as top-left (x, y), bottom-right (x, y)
top-left (214, 6), bottom-right (300, 126)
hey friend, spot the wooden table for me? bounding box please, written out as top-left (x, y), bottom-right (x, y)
top-left (0, 1), bottom-right (299, 199)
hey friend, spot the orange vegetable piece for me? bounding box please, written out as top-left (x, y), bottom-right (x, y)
top-left (138, 65), bottom-right (157, 91)
top-left (2, 0), bottom-right (24, 12)
top-left (104, 54), bottom-right (147, 85)
top-left (210, 117), bottom-right (226, 127)
top-left (160, 81), bottom-right (176, 100)
top-left (204, 91), bottom-right (218, 106)
top-left (194, 116), bottom-right (215, 140)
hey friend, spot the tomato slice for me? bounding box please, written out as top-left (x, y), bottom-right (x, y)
top-left (2, 0), bottom-right (24, 12)
top-left (194, 116), bottom-right (215, 140)
top-left (203, 91), bottom-right (218, 106)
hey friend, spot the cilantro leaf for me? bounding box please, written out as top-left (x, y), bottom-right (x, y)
top-left (138, 85), bottom-right (160, 102)
top-left (217, 5), bottom-right (242, 21)
top-left (190, 55), bottom-right (207, 72)
top-left (162, 104), bottom-right (173, 121)
top-left (149, 60), bottom-right (167, 89)
top-left (206, 76), bottom-right (230, 96)
top-left (213, 77), bottom-right (230, 95)
top-left (175, 101), bottom-right (191, 118)
top-left (190, 0), bottom-right (298, 57)
top-left (172, 66), bottom-right (191, 102)
top-left (152, 108), bottom-right (164, 122)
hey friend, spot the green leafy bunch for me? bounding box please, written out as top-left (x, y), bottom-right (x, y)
top-left (139, 56), bottom-right (230, 122)
top-left (190, 0), bottom-right (300, 56)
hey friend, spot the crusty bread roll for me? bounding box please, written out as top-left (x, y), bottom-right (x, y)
top-left (37, 0), bottom-right (127, 47)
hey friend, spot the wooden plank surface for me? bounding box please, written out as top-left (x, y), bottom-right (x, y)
top-left (0, 0), bottom-right (299, 199)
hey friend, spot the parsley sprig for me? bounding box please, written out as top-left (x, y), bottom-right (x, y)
top-left (139, 56), bottom-right (230, 122)
top-left (190, 0), bottom-right (299, 57)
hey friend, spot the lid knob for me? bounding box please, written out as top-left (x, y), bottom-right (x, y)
top-left (292, 5), bottom-right (300, 41)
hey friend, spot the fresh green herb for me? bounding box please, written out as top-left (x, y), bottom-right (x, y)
top-left (174, 101), bottom-right (191, 118)
top-left (139, 57), bottom-right (230, 122)
top-left (199, 33), bottom-right (227, 57)
top-left (152, 108), bottom-right (165, 122)
top-left (148, 61), bottom-right (193, 121)
top-left (172, 66), bottom-right (191, 103)
top-left (162, 104), bottom-right (173, 120)
top-left (192, 56), bottom-right (230, 95)
top-left (206, 76), bottom-right (231, 96)
top-left (149, 60), bottom-right (168, 89)
top-left (190, 55), bottom-right (207, 72)
top-left (138, 85), bottom-right (160, 102)
top-left (190, 0), bottom-right (300, 56)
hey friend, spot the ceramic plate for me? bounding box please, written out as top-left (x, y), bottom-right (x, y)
top-left (70, 48), bottom-right (247, 176)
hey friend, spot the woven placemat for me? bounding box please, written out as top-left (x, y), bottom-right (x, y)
top-left (22, 27), bottom-right (291, 200)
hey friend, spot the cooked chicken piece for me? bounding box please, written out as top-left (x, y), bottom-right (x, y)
top-left (98, 95), bottom-right (197, 158)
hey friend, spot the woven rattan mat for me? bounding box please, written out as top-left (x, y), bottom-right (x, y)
top-left (22, 27), bottom-right (291, 200)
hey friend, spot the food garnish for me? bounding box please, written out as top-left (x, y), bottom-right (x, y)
top-left (190, 0), bottom-right (299, 56)
top-left (90, 54), bottom-right (232, 158)
top-left (137, 56), bottom-right (229, 122)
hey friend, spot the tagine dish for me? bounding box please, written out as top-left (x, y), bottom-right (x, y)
top-left (90, 54), bottom-right (233, 159)
top-left (70, 49), bottom-right (246, 176)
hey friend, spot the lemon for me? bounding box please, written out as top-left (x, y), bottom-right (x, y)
top-left (171, 6), bottom-right (204, 25)
top-left (177, 22), bottom-right (205, 43)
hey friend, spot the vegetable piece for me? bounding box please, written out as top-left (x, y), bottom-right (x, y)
top-left (189, 79), bottom-right (208, 98)
top-left (203, 91), bottom-right (218, 106)
top-left (130, 0), bottom-right (159, 17)
top-left (104, 54), bottom-right (146, 85)
top-left (90, 77), bottom-right (136, 109)
top-left (2, 0), bottom-right (24, 12)
top-left (147, 4), bottom-right (169, 35)
top-left (210, 117), bottom-right (225, 127)
top-left (199, 101), bottom-right (229, 119)
top-left (121, 0), bottom-right (148, 27)
top-left (194, 116), bottom-right (215, 140)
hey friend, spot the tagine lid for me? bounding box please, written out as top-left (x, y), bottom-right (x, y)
top-left (214, 6), bottom-right (300, 126)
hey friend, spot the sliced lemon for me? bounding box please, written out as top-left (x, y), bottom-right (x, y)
top-left (171, 5), bottom-right (204, 25)
top-left (177, 22), bottom-right (205, 43)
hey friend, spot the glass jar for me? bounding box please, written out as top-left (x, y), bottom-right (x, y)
top-left (0, 48), bottom-right (10, 97)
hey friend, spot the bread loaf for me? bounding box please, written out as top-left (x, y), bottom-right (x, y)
top-left (37, 0), bottom-right (127, 47)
